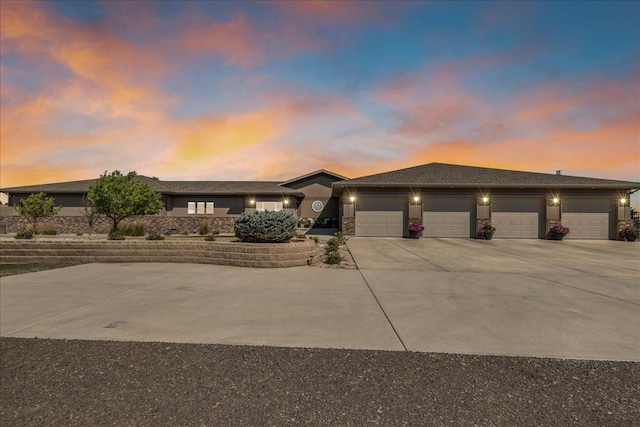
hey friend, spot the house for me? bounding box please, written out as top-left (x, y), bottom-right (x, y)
top-left (0, 170), bottom-right (347, 235)
top-left (333, 163), bottom-right (638, 239)
top-left (1, 163), bottom-right (637, 239)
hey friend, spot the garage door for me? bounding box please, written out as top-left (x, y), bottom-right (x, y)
top-left (423, 212), bottom-right (470, 237)
top-left (562, 213), bottom-right (609, 240)
top-left (492, 212), bottom-right (538, 238)
top-left (355, 211), bottom-right (403, 237)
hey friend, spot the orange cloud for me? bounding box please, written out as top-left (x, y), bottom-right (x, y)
top-left (174, 110), bottom-right (285, 161)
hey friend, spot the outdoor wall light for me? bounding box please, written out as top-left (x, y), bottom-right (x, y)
top-left (283, 199), bottom-right (289, 205)
top-left (552, 197), bottom-right (560, 205)
top-left (482, 196), bottom-right (490, 204)
top-left (620, 197), bottom-right (627, 205)
top-left (249, 199), bottom-right (255, 205)
top-left (348, 196), bottom-right (356, 203)
top-left (412, 195), bottom-right (421, 203)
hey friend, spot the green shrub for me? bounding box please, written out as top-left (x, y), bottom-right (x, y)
top-left (325, 251), bottom-right (343, 265)
top-left (108, 231), bottom-right (125, 240)
top-left (234, 210), bottom-right (297, 243)
top-left (199, 220), bottom-right (210, 235)
top-left (312, 236), bottom-right (319, 244)
top-left (38, 228), bottom-right (57, 235)
top-left (15, 228), bottom-right (34, 239)
top-left (182, 230), bottom-right (189, 235)
top-left (211, 229), bottom-right (220, 235)
top-left (118, 221), bottom-right (146, 236)
top-left (204, 234), bottom-right (216, 241)
top-left (296, 233), bottom-right (307, 239)
top-left (333, 231), bottom-right (349, 245)
top-left (146, 231), bottom-right (165, 240)
top-left (325, 237), bottom-right (340, 254)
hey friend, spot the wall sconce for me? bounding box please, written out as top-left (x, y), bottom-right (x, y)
top-left (348, 195), bottom-right (356, 203)
top-left (552, 197), bottom-right (560, 205)
top-left (283, 199), bottom-right (289, 206)
top-left (411, 195), bottom-right (421, 204)
top-left (481, 196), bottom-right (490, 205)
top-left (620, 197), bottom-right (627, 205)
top-left (249, 199), bottom-right (255, 205)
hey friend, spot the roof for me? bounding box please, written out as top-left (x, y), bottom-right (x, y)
top-left (333, 163), bottom-right (640, 190)
top-left (162, 181), bottom-right (303, 196)
top-left (278, 169), bottom-right (348, 186)
top-left (0, 176), bottom-right (304, 197)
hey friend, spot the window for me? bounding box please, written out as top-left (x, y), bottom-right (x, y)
top-left (255, 201), bottom-right (283, 212)
top-left (188, 201), bottom-right (214, 214)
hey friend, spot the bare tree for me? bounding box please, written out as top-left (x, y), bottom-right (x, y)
top-left (81, 194), bottom-right (104, 236)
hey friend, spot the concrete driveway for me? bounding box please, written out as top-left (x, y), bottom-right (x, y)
top-left (348, 238), bottom-right (640, 361)
top-left (1, 239), bottom-right (638, 361)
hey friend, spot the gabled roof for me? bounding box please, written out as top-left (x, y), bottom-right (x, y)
top-left (0, 175), bottom-right (172, 194)
top-left (162, 181), bottom-right (303, 196)
top-left (278, 169), bottom-right (348, 186)
top-left (333, 163), bottom-right (640, 189)
top-left (0, 176), bottom-right (304, 197)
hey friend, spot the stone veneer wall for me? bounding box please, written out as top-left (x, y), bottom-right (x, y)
top-left (408, 217), bottom-right (423, 236)
top-left (476, 218), bottom-right (492, 236)
top-left (546, 219), bottom-right (562, 235)
top-left (2, 216), bottom-right (239, 235)
top-left (341, 217), bottom-right (355, 235)
top-left (617, 219), bottom-right (635, 240)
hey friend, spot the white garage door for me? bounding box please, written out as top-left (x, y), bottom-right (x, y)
top-left (423, 212), bottom-right (470, 237)
top-left (355, 211), bottom-right (403, 237)
top-left (492, 212), bottom-right (538, 238)
top-left (562, 213), bottom-right (609, 240)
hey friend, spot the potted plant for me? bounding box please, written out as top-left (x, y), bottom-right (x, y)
top-left (408, 223), bottom-right (424, 238)
top-left (477, 221), bottom-right (496, 240)
top-left (547, 225), bottom-right (570, 240)
top-left (618, 226), bottom-right (638, 242)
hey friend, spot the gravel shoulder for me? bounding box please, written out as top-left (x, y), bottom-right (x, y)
top-left (2, 338), bottom-right (638, 426)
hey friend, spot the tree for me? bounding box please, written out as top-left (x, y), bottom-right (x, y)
top-left (88, 171), bottom-right (164, 237)
top-left (14, 192), bottom-right (61, 232)
top-left (81, 194), bottom-right (104, 236)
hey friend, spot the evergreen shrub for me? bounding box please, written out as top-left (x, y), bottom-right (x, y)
top-left (234, 211), bottom-right (297, 243)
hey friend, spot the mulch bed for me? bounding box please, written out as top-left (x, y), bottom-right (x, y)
top-left (1, 338), bottom-right (638, 426)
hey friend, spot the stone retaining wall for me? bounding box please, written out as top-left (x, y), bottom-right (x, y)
top-left (0, 239), bottom-right (319, 268)
top-left (2, 216), bottom-right (238, 235)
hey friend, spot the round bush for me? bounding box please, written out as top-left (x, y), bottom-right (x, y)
top-left (234, 210), bottom-right (297, 243)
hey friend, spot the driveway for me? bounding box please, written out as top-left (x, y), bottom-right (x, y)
top-left (1, 239), bottom-right (638, 361)
top-left (348, 238), bottom-right (640, 361)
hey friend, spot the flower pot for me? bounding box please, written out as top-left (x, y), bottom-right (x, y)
top-left (549, 233), bottom-right (564, 241)
top-left (626, 234), bottom-right (637, 242)
top-left (409, 231), bottom-right (420, 239)
top-left (484, 234), bottom-right (492, 240)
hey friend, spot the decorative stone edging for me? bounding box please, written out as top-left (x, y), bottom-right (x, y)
top-left (0, 239), bottom-right (319, 268)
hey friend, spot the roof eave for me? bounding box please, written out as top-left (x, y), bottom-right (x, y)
top-left (333, 182), bottom-right (639, 190)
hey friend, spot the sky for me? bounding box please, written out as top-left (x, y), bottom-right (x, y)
top-left (1, 0), bottom-right (639, 204)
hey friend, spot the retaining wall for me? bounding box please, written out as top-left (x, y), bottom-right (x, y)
top-left (0, 239), bottom-right (319, 268)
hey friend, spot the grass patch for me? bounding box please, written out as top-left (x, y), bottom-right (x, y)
top-left (0, 263), bottom-right (85, 277)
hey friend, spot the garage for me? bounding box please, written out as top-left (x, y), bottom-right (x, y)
top-left (492, 212), bottom-right (538, 238)
top-left (423, 212), bottom-right (470, 237)
top-left (562, 213), bottom-right (609, 240)
top-left (355, 211), bottom-right (403, 237)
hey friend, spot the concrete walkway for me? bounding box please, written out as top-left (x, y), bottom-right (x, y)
top-left (1, 239), bottom-right (639, 361)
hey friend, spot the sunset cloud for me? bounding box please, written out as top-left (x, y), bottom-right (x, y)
top-left (1, 0), bottom-right (638, 205)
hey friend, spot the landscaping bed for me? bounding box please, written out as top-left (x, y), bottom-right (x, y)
top-left (2, 337), bottom-right (638, 426)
